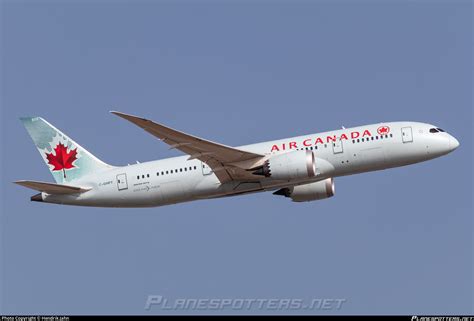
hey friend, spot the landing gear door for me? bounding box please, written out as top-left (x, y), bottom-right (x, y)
top-left (332, 139), bottom-right (343, 154)
top-left (401, 127), bottom-right (413, 143)
top-left (117, 173), bottom-right (128, 191)
top-left (201, 162), bottom-right (213, 175)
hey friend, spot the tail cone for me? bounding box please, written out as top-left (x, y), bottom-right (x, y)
top-left (31, 193), bottom-right (43, 202)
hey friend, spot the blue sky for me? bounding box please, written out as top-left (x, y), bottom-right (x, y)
top-left (1, 0), bottom-right (472, 314)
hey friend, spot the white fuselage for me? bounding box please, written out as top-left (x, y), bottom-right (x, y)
top-left (39, 121), bottom-right (459, 207)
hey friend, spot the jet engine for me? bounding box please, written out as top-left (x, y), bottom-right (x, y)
top-left (252, 150), bottom-right (334, 181)
top-left (273, 178), bottom-right (335, 202)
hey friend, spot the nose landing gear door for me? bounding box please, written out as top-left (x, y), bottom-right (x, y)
top-left (117, 173), bottom-right (128, 191)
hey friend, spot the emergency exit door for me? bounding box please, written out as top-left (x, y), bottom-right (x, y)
top-left (201, 162), bottom-right (213, 175)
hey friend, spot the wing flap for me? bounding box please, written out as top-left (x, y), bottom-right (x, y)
top-left (14, 180), bottom-right (91, 195)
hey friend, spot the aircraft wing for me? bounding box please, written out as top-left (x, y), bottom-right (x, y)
top-left (14, 180), bottom-right (91, 194)
top-left (111, 111), bottom-right (265, 183)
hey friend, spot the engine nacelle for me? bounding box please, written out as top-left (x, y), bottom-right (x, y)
top-left (253, 150), bottom-right (334, 181)
top-left (273, 178), bottom-right (335, 202)
top-left (252, 150), bottom-right (315, 180)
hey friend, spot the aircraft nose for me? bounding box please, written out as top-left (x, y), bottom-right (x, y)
top-left (449, 135), bottom-right (460, 151)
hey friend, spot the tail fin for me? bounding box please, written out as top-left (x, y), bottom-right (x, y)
top-left (20, 117), bottom-right (112, 184)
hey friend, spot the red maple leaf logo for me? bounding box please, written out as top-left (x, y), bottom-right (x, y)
top-left (45, 142), bottom-right (78, 178)
top-left (377, 126), bottom-right (390, 135)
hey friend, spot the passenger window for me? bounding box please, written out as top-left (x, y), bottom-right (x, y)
top-left (357, 139), bottom-right (360, 143)
top-left (147, 174), bottom-right (150, 178)
top-left (194, 166), bottom-right (197, 170)
top-left (137, 176), bottom-right (139, 180)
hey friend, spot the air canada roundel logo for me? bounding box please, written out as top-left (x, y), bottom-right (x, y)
top-left (377, 126), bottom-right (390, 135)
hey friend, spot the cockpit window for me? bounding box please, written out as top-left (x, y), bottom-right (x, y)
top-left (436, 128), bottom-right (445, 132)
top-left (429, 128), bottom-right (439, 133)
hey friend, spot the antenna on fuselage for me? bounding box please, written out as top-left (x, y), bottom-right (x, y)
top-left (341, 126), bottom-right (346, 129)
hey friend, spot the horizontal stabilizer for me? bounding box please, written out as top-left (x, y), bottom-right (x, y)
top-left (14, 180), bottom-right (91, 195)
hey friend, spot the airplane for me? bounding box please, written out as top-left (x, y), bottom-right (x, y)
top-left (14, 112), bottom-right (460, 207)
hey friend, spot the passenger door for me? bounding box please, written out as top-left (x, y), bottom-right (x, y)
top-left (401, 127), bottom-right (413, 143)
top-left (332, 139), bottom-right (343, 154)
top-left (116, 173), bottom-right (128, 191)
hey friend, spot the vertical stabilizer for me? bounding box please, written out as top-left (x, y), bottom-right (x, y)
top-left (20, 117), bottom-right (112, 184)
